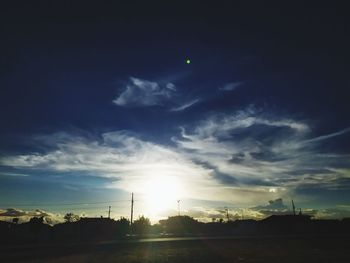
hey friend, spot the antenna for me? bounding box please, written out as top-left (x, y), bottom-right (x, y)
top-left (108, 206), bottom-right (111, 219)
top-left (225, 207), bottom-right (229, 222)
top-left (177, 200), bottom-right (181, 216)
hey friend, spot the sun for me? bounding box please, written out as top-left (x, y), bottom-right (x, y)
top-left (144, 175), bottom-right (182, 216)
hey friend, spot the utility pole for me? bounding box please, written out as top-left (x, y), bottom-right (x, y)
top-left (108, 206), bottom-right (111, 219)
top-left (292, 199), bottom-right (296, 216)
top-left (130, 192), bottom-right (134, 224)
top-left (177, 200), bottom-right (181, 216)
top-left (225, 207), bottom-right (229, 222)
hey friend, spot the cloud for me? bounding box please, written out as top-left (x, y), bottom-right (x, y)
top-left (163, 201), bottom-right (350, 221)
top-left (173, 107), bottom-right (311, 185)
top-left (185, 207), bottom-right (229, 222)
top-left (0, 208), bottom-right (27, 217)
top-left (178, 106), bottom-right (308, 142)
top-left (171, 106), bottom-right (350, 208)
top-left (113, 77), bottom-right (176, 107)
top-left (313, 207), bottom-right (350, 219)
top-left (246, 199), bottom-right (350, 219)
top-left (0, 131), bottom-right (219, 202)
top-left (252, 198), bottom-right (288, 211)
top-left (170, 98), bottom-right (200, 112)
top-left (0, 208), bottom-right (63, 225)
top-left (113, 77), bottom-right (201, 111)
top-left (302, 127), bottom-right (350, 145)
top-left (193, 160), bottom-right (238, 185)
top-left (0, 172), bottom-right (29, 177)
top-left (1, 106), bottom-right (350, 214)
top-left (219, 81), bottom-right (244, 91)
top-left (158, 207), bottom-right (252, 222)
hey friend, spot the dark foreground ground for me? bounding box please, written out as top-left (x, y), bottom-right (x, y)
top-left (1, 236), bottom-right (349, 263)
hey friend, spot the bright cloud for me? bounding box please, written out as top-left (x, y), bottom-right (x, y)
top-left (1, 107), bottom-right (349, 218)
top-left (0, 208), bottom-right (64, 225)
top-left (113, 77), bottom-right (176, 107)
top-left (0, 131), bottom-right (220, 203)
top-left (113, 77), bottom-right (200, 112)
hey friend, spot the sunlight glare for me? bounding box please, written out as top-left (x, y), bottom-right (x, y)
top-left (144, 175), bottom-right (183, 216)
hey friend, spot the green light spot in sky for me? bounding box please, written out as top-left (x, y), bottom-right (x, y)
top-left (186, 59), bottom-right (191, 64)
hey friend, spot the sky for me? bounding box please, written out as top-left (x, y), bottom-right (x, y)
top-left (0, 2), bottom-right (350, 223)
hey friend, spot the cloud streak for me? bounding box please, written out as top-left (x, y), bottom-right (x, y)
top-left (170, 99), bottom-right (200, 112)
top-left (219, 81), bottom-right (244, 91)
top-left (302, 127), bottom-right (350, 144)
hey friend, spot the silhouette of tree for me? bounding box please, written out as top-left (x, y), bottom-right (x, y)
top-left (29, 216), bottom-right (44, 224)
top-left (159, 215), bottom-right (200, 235)
top-left (150, 223), bottom-right (162, 235)
top-left (132, 215), bottom-right (151, 235)
top-left (64, 212), bottom-right (80, 223)
top-left (116, 217), bottom-right (130, 236)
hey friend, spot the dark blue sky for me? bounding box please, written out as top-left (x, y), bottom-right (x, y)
top-left (0, 2), bottom-right (349, 222)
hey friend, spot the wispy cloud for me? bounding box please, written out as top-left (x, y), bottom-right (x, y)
top-left (173, 106), bottom-right (350, 200)
top-left (113, 77), bottom-right (176, 107)
top-left (170, 98), bottom-right (200, 112)
top-left (302, 127), bottom-right (350, 144)
top-left (1, 106), bottom-right (349, 212)
top-left (113, 77), bottom-right (200, 112)
top-left (0, 172), bottom-right (29, 177)
top-left (219, 81), bottom-right (244, 91)
top-left (0, 131), bottom-right (218, 202)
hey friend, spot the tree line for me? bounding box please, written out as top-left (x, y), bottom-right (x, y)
top-left (1, 214), bottom-right (349, 245)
